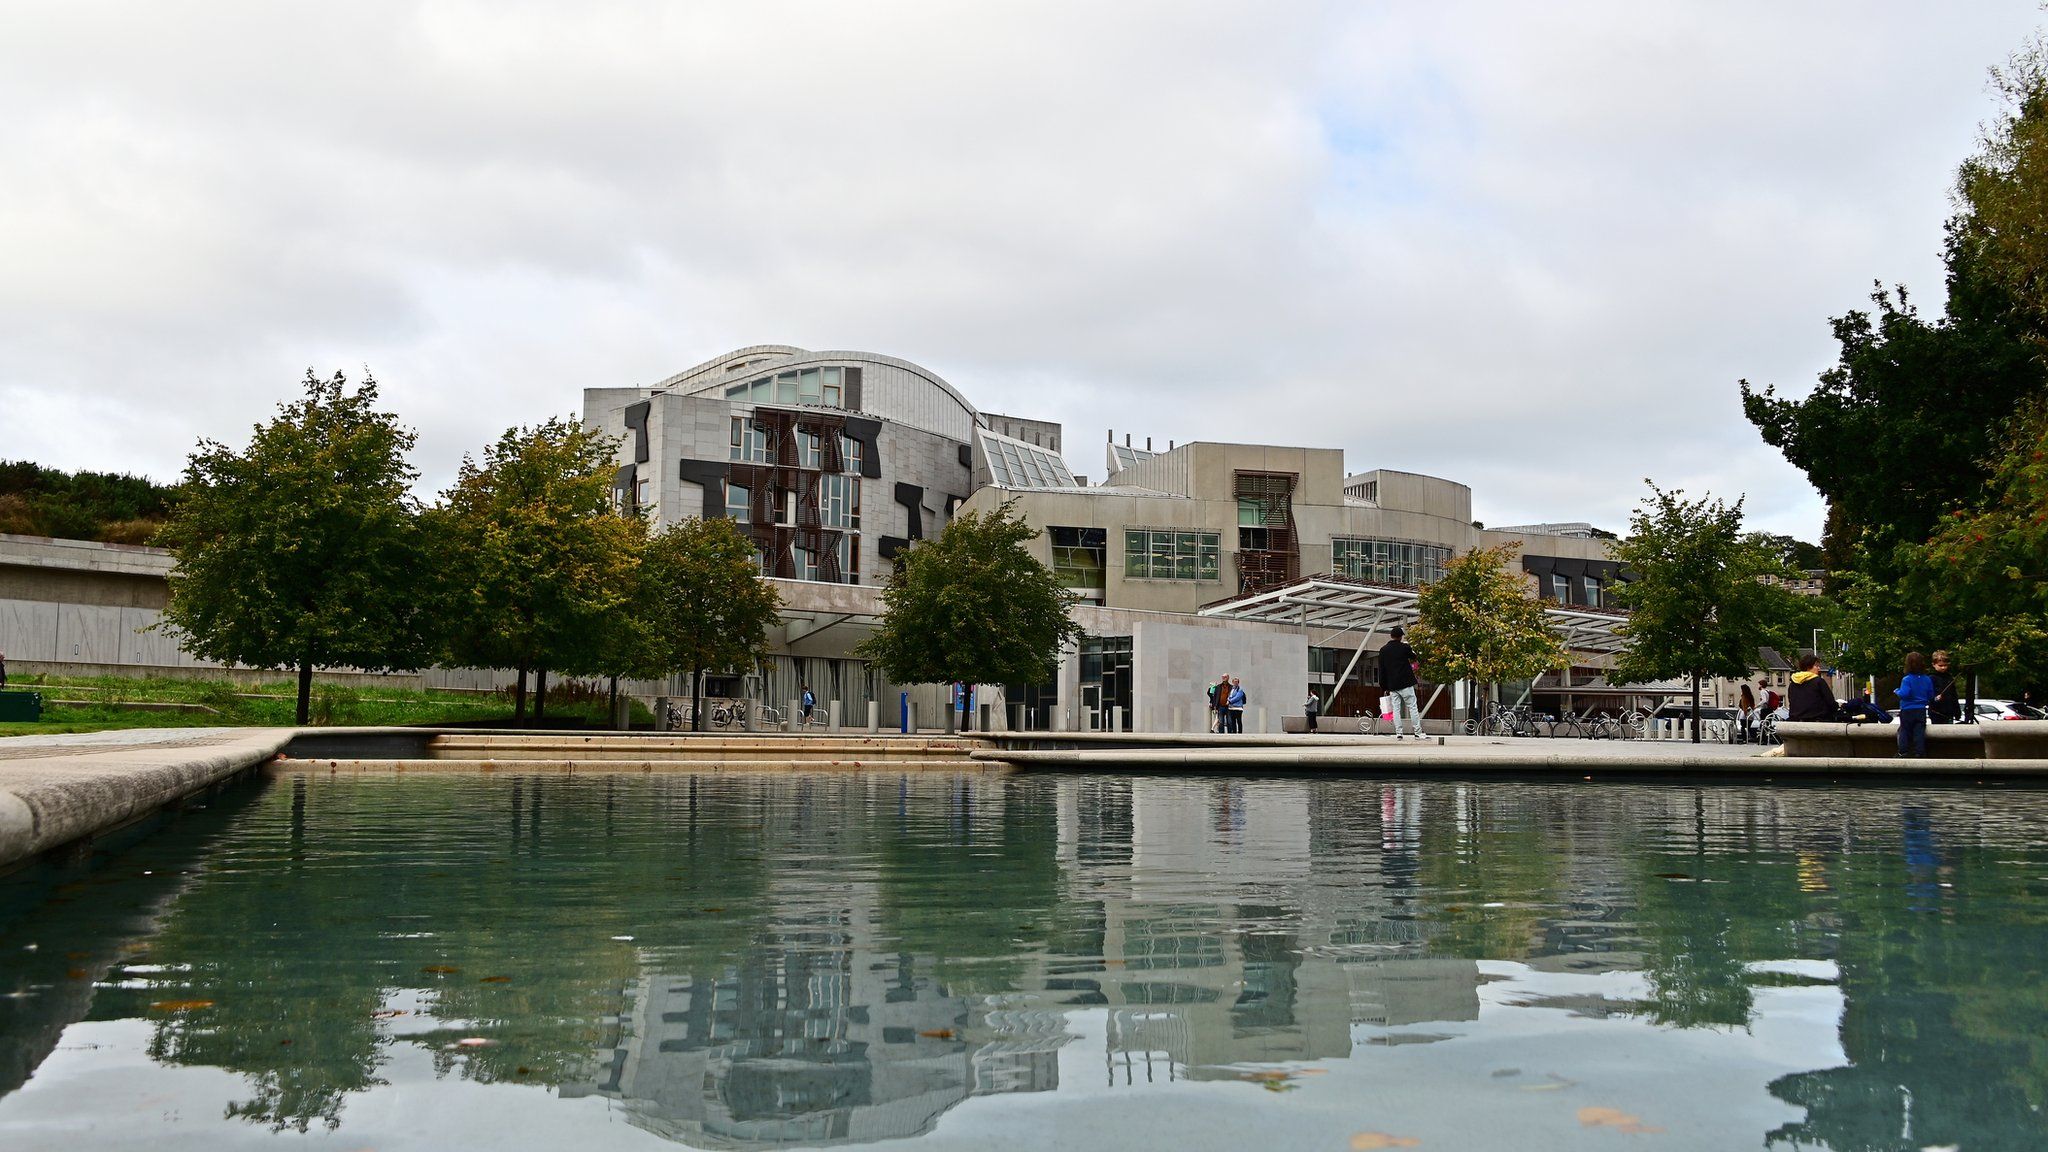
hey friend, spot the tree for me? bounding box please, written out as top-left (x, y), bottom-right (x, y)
top-left (1409, 542), bottom-right (1567, 713)
top-left (1608, 484), bottom-right (1795, 741)
top-left (636, 518), bottom-right (782, 731)
top-left (1739, 279), bottom-right (2043, 573)
top-left (1880, 401), bottom-right (2048, 690)
top-left (1956, 38), bottom-right (2048, 335)
top-left (157, 370), bottom-right (434, 724)
top-left (855, 501), bottom-right (1084, 721)
top-left (434, 417), bottom-right (640, 723)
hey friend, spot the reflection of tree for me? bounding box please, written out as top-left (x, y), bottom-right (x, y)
top-left (1766, 808), bottom-right (2048, 1151)
top-left (117, 772), bottom-right (771, 1133)
top-left (1629, 841), bottom-right (1809, 1031)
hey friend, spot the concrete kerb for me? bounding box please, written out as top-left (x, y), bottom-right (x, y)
top-left (0, 729), bottom-right (294, 873)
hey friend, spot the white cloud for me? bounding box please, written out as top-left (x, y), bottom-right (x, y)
top-left (0, 0), bottom-right (2036, 533)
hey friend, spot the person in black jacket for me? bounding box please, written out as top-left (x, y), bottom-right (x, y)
top-left (1786, 653), bottom-right (1840, 722)
top-left (1929, 650), bottom-right (1961, 724)
top-left (1378, 626), bottom-right (1421, 738)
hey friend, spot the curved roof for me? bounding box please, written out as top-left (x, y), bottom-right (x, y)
top-left (650, 346), bottom-right (981, 441)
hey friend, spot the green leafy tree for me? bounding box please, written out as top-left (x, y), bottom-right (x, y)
top-left (1739, 279), bottom-right (2042, 575)
top-left (1608, 484), bottom-right (1795, 741)
top-left (636, 517), bottom-right (783, 730)
top-left (1880, 401), bottom-right (2048, 689)
top-left (434, 417), bottom-right (640, 722)
top-left (1409, 541), bottom-right (1567, 712)
top-left (157, 370), bottom-right (435, 724)
top-left (856, 502), bottom-right (1084, 713)
top-left (1957, 39), bottom-right (2048, 334)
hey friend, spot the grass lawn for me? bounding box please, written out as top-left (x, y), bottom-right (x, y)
top-left (0, 674), bottom-right (652, 736)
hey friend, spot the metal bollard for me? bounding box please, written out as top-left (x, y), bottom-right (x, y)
top-left (867, 700), bottom-right (879, 733)
top-left (829, 699), bottom-right (841, 731)
top-left (1257, 706), bottom-right (1268, 733)
top-left (1012, 704), bottom-right (1025, 731)
top-left (1111, 705), bottom-right (1123, 733)
top-left (787, 699), bottom-right (799, 732)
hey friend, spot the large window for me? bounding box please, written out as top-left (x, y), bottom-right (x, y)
top-left (1582, 575), bottom-right (1601, 608)
top-left (1124, 529), bottom-right (1221, 581)
top-left (1550, 574), bottom-right (1569, 602)
top-left (1051, 527), bottom-right (1107, 594)
top-left (797, 428), bottom-right (825, 469)
top-left (729, 417), bottom-right (772, 463)
top-left (1331, 537), bottom-right (1450, 586)
top-left (819, 474), bottom-right (860, 529)
top-left (839, 434), bottom-right (863, 475)
top-left (723, 365), bottom-right (845, 407)
top-left (724, 481), bottom-right (751, 522)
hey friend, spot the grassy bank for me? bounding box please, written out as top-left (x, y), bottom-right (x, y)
top-left (0, 674), bottom-right (652, 735)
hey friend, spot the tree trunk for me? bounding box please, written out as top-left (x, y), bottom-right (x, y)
top-left (534, 668), bottom-right (549, 723)
top-left (1690, 672), bottom-right (1702, 744)
top-left (514, 666), bottom-right (528, 721)
top-left (296, 661), bottom-right (314, 726)
top-left (691, 665), bottom-right (704, 733)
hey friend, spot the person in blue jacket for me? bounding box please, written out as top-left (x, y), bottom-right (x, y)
top-left (1895, 652), bottom-right (1934, 758)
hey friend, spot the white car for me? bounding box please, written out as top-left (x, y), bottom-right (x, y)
top-left (1974, 699), bottom-right (2045, 721)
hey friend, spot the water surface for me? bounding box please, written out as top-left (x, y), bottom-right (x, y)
top-left (1, 771), bottom-right (2045, 1151)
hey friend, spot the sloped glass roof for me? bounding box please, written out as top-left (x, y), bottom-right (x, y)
top-left (978, 427), bottom-right (1079, 488)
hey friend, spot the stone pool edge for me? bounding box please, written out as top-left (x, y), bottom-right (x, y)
top-left (0, 729), bottom-right (293, 873)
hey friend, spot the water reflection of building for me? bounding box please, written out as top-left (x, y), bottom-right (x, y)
top-left (566, 944), bottom-right (1065, 1148)
top-left (1056, 778), bottom-right (1481, 1081)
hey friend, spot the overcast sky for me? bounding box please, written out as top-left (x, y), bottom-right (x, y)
top-left (2, 2), bottom-right (2039, 539)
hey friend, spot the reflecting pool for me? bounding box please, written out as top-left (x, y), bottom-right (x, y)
top-left (2, 771), bottom-right (2047, 1151)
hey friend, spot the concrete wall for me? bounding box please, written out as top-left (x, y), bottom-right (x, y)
top-left (1130, 616), bottom-right (1307, 734)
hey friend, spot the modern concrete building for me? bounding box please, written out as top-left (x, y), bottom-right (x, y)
top-left (0, 343), bottom-right (1643, 731)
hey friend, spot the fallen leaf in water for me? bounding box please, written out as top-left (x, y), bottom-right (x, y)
top-left (1490, 1068), bottom-right (1521, 1078)
top-left (1351, 1134), bottom-right (1421, 1150)
top-left (278, 1039), bottom-right (293, 1046)
top-left (421, 965), bottom-right (460, 975)
top-left (371, 1010), bottom-right (407, 1019)
top-left (149, 999), bottom-right (215, 1012)
top-left (702, 907), bottom-right (725, 913)
top-left (65, 968), bottom-right (88, 980)
top-left (1578, 1106), bottom-right (1663, 1134)
top-left (1655, 872), bottom-right (1693, 881)
top-left (917, 1028), bottom-right (955, 1039)
top-left (479, 975), bottom-right (512, 983)
top-left (453, 1037), bottom-right (491, 1048)
top-left (515, 1066), bottom-right (532, 1076)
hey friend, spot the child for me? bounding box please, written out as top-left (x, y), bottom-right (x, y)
top-left (1895, 652), bottom-right (1934, 758)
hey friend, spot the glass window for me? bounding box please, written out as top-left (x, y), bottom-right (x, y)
top-left (799, 368), bottom-right (821, 405)
top-left (1583, 576), bottom-right (1601, 608)
top-left (724, 481), bottom-right (750, 522)
top-left (820, 475), bottom-right (860, 529)
top-left (797, 429), bottom-right (823, 469)
top-left (729, 417), bottom-right (771, 463)
top-left (750, 377), bottom-right (770, 402)
top-left (634, 478), bottom-right (651, 508)
top-left (1332, 537), bottom-right (1449, 586)
top-left (775, 372), bottom-right (798, 404)
top-left (725, 383), bottom-right (748, 399)
top-left (1238, 498), bottom-right (1269, 527)
top-left (1551, 574), bottom-right (1569, 602)
top-left (1123, 529), bottom-right (1222, 580)
top-left (840, 435), bottom-right (863, 475)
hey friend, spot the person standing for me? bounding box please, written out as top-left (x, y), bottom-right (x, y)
top-left (1929, 650), bottom-right (1960, 725)
top-left (1378, 626), bottom-right (1420, 739)
top-left (1896, 652), bottom-right (1934, 758)
top-left (1208, 675), bottom-right (1229, 733)
top-left (0, 649), bottom-right (7, 692)
top-left (800, 683), bottom-right (815, 724)
top-left (1737, 683), bottom-right (1757, 743)
top-left (1227, 677), bottom-right (1246, 734)
top-left (1303, 688), bottom-right (1320, 733)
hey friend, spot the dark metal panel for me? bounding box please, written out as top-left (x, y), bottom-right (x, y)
top-left (623, 400), bottom-right (651, 463)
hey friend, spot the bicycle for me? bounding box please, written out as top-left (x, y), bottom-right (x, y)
top-left (663, 701), bottom-right (691, 731)
top-left (708, 700), bottom-right (750, 729)
top-left (1619, 708), bottom-right (1648, 740)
